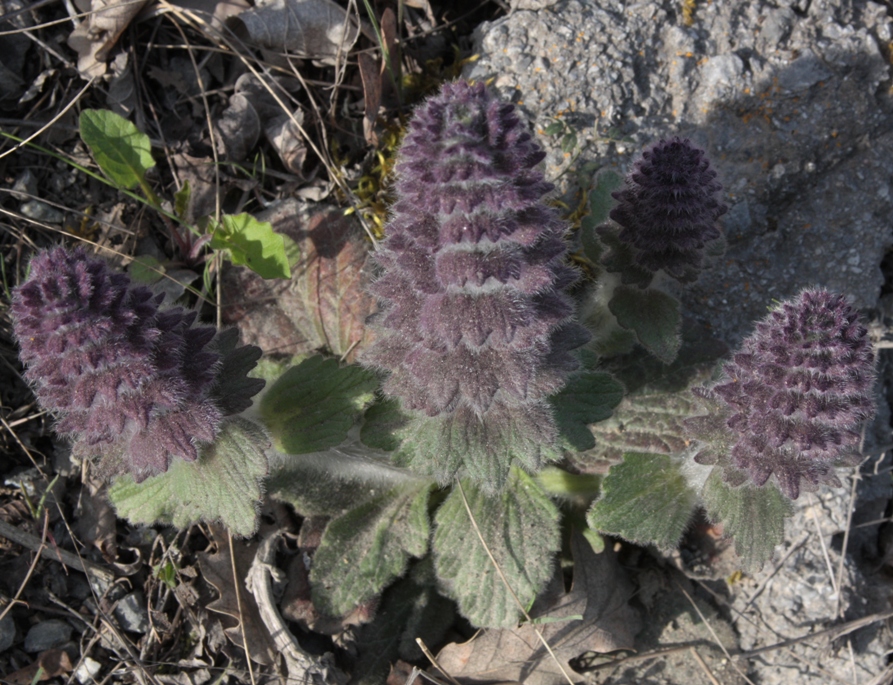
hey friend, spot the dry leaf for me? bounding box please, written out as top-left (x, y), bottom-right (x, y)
top-left (358, 52), bottom-right (381, 146)
top-left (5, 649), bottom-right (73, 684)
top-left (75, 478), bottom-right (118, 560)
top-left (221, 199), bottom-right (376, 362)
top-left (230, 0), bottom-right (360, 66)
top-left (199, 527), bottom-right (277, 665)
top-left (162, 0), bottom-right (251, 32)
top-left (67, 0), bottom-right (151, 78)
top-left (435, 532), bottom-right (641, 685)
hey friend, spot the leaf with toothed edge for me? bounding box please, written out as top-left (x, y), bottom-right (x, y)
top-left (432, 467), bottom-right (560, 628)
top-left (551, 371), bottom-right (625, 451)
top-left (609, 285), bottom-right (682, 364)
top-left (587, 452), bottom-right (698, 551)
top-left (310, 480), bottom-right (433, 617)
top-left (108, 417), bottom-right (269, 537)
top-left (701, 466), bottom-right (793, 570)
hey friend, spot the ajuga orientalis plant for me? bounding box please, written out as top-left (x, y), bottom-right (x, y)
top-left (11, 81), bottom-right (879, 679)
top-left (360, 79), bottom-right (591, 491)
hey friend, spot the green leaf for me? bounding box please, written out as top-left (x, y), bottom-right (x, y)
top-left (267, 444), bottom-right (429, 517)
top-left (551, 370), bottom-right (624, 450)
top-left (609, 285), bottom-right (682, 364)
top-left (701, 467), bottom-right (792, 570)
top-left (543, 121), bottom-right (564, 136)
top-left (108, 417), bottom-right (269, 537)
top-left (79, 109), bottom-right (155, 190)
top-left (360, 396), bottom-right (410, 452)
top-left (128, 255), bottom-right (164, 285)
top-left (210, 213), bottom-right (292, 280)
top-left (433, 468), bottom-right (560, 628)
top-left (580, 168), bottom-right (623, 263)
top-left (173, 180), bottom-right (191, 220)
top-left (561, 131), bottom-right (578, 153)
top-left (260, 356), bottom-right (378, 454)
top-left (587, 452), bottom-right (698, 551)
top-left (310, 481), bottom-right (432, 616)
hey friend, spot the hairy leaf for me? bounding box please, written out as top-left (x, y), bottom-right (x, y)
top-left (587, 452), bottom-right (698, 550)
top-left (701, 467), bottom-right (792, 570)
top-left (551, 371), bottom-right (624, 450)
top-left (433, 468), bottom-right (560, 628)
top-left (108, 417), bottom-right (269, 537)
top-left (79, 109), bottom-right (155, 189)
top-left (267, 442), bottom-right (431, 516)
top-left (310, 481), bottom-right (432, 616)
top-left (435, 530), bottom-right (640, 684)
top-left (609, 285), bottom-right (682, 364)
top-left (260, 356), bottom-right (378, 454)
top-left (210, 213), bottom-right (291, 280)
top-left (580, 168), bottom-right (623, 265)
top-left (360, 397), bottom-right (410, 452)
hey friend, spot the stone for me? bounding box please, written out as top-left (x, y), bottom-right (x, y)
top-left (0, 613), bottom-right (15, 652)
top-left (113, 592), bottom-right (149, 634)
top-left (74, 656), bottom-right (101, 684)
top-left (23, 619), bottom-right (72, 653)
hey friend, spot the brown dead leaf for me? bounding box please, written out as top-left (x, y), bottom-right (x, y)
top-left (229, 0), bottom-right (360, 66)
top-left (435, 531), bottom-right (641, 685)
top-left (358, 52), bottom-right (381, 146)
top-left (221, 199), bottom-right (376, 362)
top-left (163, 0), bottom-right (251, 32)
top-left (75, 478), bottom-right (118, 560)
top-left (199, 527), bottom-right (277, 665)
top-left (6, 649), bottom-right (73, 684)
top-left (67, 0), bottom-right (151, 78)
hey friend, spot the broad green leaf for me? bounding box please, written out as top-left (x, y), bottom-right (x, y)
top-left (210, 213), bottom-right (292, 279)
top-left (79, 109), bottom-right (155, 190)
top-left (310, 481), bottom-right (432, 616)
top-left (267, 444), bottom-right (429, 517)
top-left (543, 121), bottom-right (564, 136)
top-left (260, 356), bottom-right (378, 454)
top-left (108, 417), bottom-right (269, 537)
top-left (128, 255), bottom-right (164, 285)
top-left (701, 467), bottom-right (792, 570)
top-left (587, 452), bottom-right (698, 551)
top-left (173, 180), bottom-right (191, 220)
top-left (536, 467), bottom-right (601, 500)
top-left (433, 468), bottom-right (560, 628)
top-left (551, 370), bottom-right (624, 450)
top-left (596, 224), bottom-right (654, 288)
top-left (360, 396), bottom-right (410, 451)
top-left (561, 131), bottom-right (578, 153)
top-left (609, 285), bottom-right (682, 364)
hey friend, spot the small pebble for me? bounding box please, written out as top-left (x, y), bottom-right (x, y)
top-left (24, 619), bottom-right (72, 653)
top-left (0, 613), bottom-right (15, 652)
top-left (113, 592), bottom-right (149, 633)
top-left (19, 200), bottom-right (65, 224)
top-left (75, 656), bottom-right (101, 684)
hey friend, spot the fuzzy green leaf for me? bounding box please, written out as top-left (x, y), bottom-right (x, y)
top-left (260, 356), bottom-right (378, 454)
top-left (210, 213), bottom-right (292, 280)
top-left (433, 468), bottom-right (560, 628)
top-left (360, 397), bottom-right (410, 452)
top-left (587, 452), bottom-right (698, 551)
top-left (702, 467), bottom-right (792, 570)
top-left (551, 371), bottom-right (624, 450)
top-left (310, 481), bottom-right (432, 616)
top-left (108, 417), bottom-right (269, 537)
top-left (609, 285), bottom-right (682, 364)
top-left (267, 445), bottom-right (429, 517)
top-left (79, 109), bottom-right (155, 190)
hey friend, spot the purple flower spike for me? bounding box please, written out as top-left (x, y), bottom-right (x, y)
top-left (692, 289), bottom-right (875, 499)
top-left (361, 81), bottom-right (590, 490)
top-left (12, 247), bottom-right (259, 482)
top-left (610, 137), bottom-right (727, 281)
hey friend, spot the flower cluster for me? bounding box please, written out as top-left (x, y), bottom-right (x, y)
top-left (12, 247), bottom-right (261, 482)
top-left (361, 81), bottom-right (590, 489)
top-left (608, 137), bottom-right (726, 283)
top-left (688, 289), bottom-right (875, 499)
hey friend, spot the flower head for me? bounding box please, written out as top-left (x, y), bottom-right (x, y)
top-left (361, 81), bottom-right (590, 489)
top-left (688, 289), bottom-right (875, 499)
top-left (12, 246), bottom-right (262, 482)
top-left (608, 137), bottom-right (726, 283)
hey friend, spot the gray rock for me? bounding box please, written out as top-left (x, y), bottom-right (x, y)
top-left (113, 591), bottom-right (149, 633)
top-left (74, 656), bottom-right (102, 684)
top-left (0, 613), bottom-right (15, 652)
top-left (23, 619), bottom-right (72, 653)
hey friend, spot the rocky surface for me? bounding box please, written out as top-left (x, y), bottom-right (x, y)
top-left (467, 1), bottom-right (893, 683)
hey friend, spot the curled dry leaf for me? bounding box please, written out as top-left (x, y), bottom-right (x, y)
top-left (217, 73), bottom-right (306, 174)
top-left (434, 531), bottom-right (641, 685)
top-left (222, 199), bottom-right (376, 362)
top-left (199, 527), bottom-right (278, 665)
top-left (67, 0), bottom-right (151, 78)
top-left (229, 0), bottom-right (360, 66)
